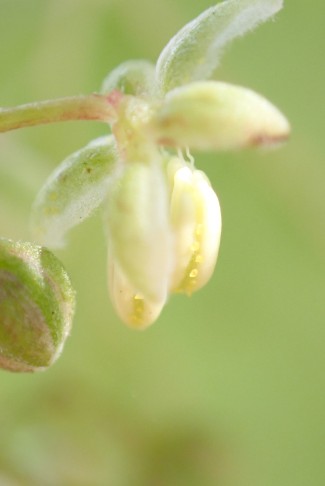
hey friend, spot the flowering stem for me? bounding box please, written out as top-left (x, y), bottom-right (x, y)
top-left (0, 93), bottom-right (118, 133)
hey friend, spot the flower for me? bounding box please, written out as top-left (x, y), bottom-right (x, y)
top-left (106, 155), bottom-right (222, 329)
top-left (29, 0), bottom-right (289, 329)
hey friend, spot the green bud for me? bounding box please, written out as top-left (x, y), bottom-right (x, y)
top-left (150, 81), bottom-right (290, 151)
top-left (101, 60), bottom-right (156, 98)
top-left (0, 238), bottom-right (75, 372)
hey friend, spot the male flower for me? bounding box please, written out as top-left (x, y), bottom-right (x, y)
top-left (1, 0), bottom-right (290, 330)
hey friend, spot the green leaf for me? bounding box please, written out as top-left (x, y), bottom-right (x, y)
top-left (31, 136), bottom-right (118, 248)
top-left (155, 0), bottom-right (283, 95)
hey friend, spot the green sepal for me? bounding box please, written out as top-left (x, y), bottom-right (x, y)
top-left (31, 136), bottom-right (118, 248)
top-left (0, 238), bottom-right (75, 372)
top-left (155, 0), bottom-right (283, 95)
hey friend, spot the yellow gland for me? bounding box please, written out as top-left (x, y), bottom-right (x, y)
top-left (168, 159), bottom-right (222, 295)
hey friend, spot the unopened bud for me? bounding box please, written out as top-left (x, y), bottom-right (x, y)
top-left (0, 238), bottom-right (75, 372)
top-left (151, 81), bottom-right (290, 151)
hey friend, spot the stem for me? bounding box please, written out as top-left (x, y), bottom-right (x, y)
top-left (0, 93), bottom-right (120, 133)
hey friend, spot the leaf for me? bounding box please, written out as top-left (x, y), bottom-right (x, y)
top-left (155, 0), bottom-right (283, 95)
top-left (31, 136), bottom-right (118, 248)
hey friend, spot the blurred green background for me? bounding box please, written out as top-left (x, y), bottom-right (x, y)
top-left (0, 1), bottom-right (324, 485)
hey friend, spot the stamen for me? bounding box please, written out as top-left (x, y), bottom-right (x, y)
top-left (176, 147), bottom-right (195, 166)
top-left (177, 147), bottom-right (186, 162)
top-left (185, 147), bottom-right (194, 166)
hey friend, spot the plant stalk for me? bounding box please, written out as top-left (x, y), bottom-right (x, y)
top-left (0, 93), bottom-right (118, 133)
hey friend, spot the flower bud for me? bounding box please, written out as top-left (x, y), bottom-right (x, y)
top-left (151, 81), bottom-right (290, 151)
top-left (0, 238), bottom-right (75, 372)
top-left (108, 255), bottom-right (165, 330)
top-left (106, 161), bottom-right (172, 303)
top-left (168, 159), bottom-right (222, 294)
